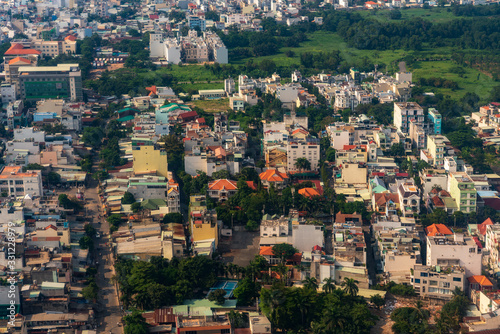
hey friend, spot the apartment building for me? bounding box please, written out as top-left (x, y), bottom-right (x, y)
top-left (426, 135), bottom-right (447, 167)
top-left (448, 172), bottom-right (477, 213)
top-left (31, 37), bottom-right (77, 57)
top-left (394, 102), bottom-right (424, 134)
top-left (426, 230), bottom-right (481, 277)
top-left (132, 144), bottom-right (169, 178)
top-left (17, 64), bottom-right (83, 101)
top-left (411, 265), bottom-right (466, 300)
top-left (286, 140), bottom-right (320, 172)
top-left (0, 166), bottom-right (43, 197)
top-left (376, 229), bottom-right (421, 284)
top-left (428, 108), bottom-right (442, 135)
top-left (485, 224), bottom-right (500, 272)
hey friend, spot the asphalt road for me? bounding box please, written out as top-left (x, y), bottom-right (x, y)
top-left (88, 184), bottom-right (124, 334)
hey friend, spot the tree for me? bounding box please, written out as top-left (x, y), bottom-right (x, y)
top-left (122, 192), bottom-right (136, 204)
top-left (272, 243), bottom-right (298, 263)
top-left (322, 277), bottom-right (335, 293)
top-left (391, 306), bottom-right (429, 334)
top-left (124, 310), bottom-right (149, 334)
top-left (82, 281), bottom-right (98, 300)
top-left (302, 277), bottom-right (319, 290)
top-left (245, 220), bottom-right (259, 231)
top-left (26, 163), bottom-right (44, 170)
top-left (85, 224), bottom-right (97, 237)
top-left (48, 172), bottom-right (61, 185)
top-left (341, 278), bottom-right (359, 297)
top-left (212, 169), bottom-right (231, 180)
top-left (390, 143), bottom-right (405, 157)
top-left (294, 158), bottom-right (311, 171)
top-left (208, 289), bottom-right (226, 305)
top-left (233, 278), bottom-right (260, 306)
top-left (131, 202), bottom-right (142, 213)
top-left (79, 236), bottom-right (93, 249)
top-left (162, 212), bottom-right (183, 225)
top-left (370, 294), bottom-right (386, 309)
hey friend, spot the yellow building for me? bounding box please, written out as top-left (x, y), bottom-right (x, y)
top-left (189, 195), bottom-right (219, 256)
top-left (427, 135), bottom-right (446, 167)
top-left (132, 145), bottom-right (168, 178)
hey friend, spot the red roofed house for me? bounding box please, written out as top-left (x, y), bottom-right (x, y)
top-left (208, 179), bottom-right (238, 202)
top-left (259, 169), bottom-right (289, 190)
top-left (425, 224), bottom-right (453, 236)
top-left (468, 275), bottom-right (493, 296)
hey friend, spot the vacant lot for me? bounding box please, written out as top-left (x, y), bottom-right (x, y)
top-left (189, 99), bottom-right (230, 113)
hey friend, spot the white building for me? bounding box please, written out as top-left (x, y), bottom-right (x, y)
top-left (286, 140), bottom-right (320, 172)
top-left (0, 166), bottom-right (43, 197)
top-left (150, 33), bottom-right (165, 58)
top-left (165, 39), bottom-right (181, 64)
top-left (394, 102), bottom-right (424, 134)
top-left (426, 233), bottom-right (481, 277)
top-left (1, 83), bottom-right (16, 104)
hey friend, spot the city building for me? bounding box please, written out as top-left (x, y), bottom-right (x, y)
top-left (286, 140), bottom-right (320, 172)
top-left (132, 144), bottom-right (169, 178)
top-left (17, 64), bottom-right (83, 101)
top-left (393, 102), bottom-right (424, 134)
top-left (411, 265), bottom-right (466, 300)
top-left (428, 108), bottom-right (442, 135)
top-left (208, 179), bottom-right (238, 202)
top-left (0, 166), bottom-right (43, 197)
top-left (448, 172), bottom-right (477, 213)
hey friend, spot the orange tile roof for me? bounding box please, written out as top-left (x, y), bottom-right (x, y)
top-left (298, 187), bottom-right (320, 198)
top-left (8, 56), bottom-right (31, 65)
top-left (259, 169), bottom-right (288, 182)
top-left (208, 179), bottom-right (238, 191)
top-left (259, 246), bottom-right (274, 256)
top-left (4, 43), bottom-right (41, 56)
top-left (64, 35), bottom-right (77, 41)
top-left (425, 223), bottom-right (453, 236)
top-left (468, 275), bottom-right (493, 287)
top-left (0, 166), bottom-right (39, 179)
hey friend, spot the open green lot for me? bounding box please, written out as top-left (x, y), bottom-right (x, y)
top-left (231, 29), bottom-right (494, 101)
top-left (188, 99), bottom-right (230, 113)
top-left (359, 7), bottom-right (459, 23)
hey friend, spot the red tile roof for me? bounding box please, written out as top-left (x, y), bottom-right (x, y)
top-left (478, 218), bottom-right (494, 236)
top-left (4, 43), bottom-right (41, 56)
top-left (468, 275), bottom-right (493, 287)
top-left (259, 246), bottom-right (274, 256)
top-left (425, 223), bottom-right (453, 236)
top-left (64, 35), bottom-right (77, 41)
top-left (298, 187), bottom-right (320, 198)
top-left (259, 169), bottom-right (288, 182)
top-left (208, 179), bottom-right (238, 191)
top-left (246, 181), bottom-right (257, 190)
top-left (8, 56), bottom-right (31, 65)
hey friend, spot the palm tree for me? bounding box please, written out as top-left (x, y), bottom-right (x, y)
top-left (322, 277), bottom-right (335, 293)
top-left (341, 277), bottom-right (359, 297)
top-left (294, 157), bottom-right (311, 172)
top-left (274, 263), bottom-right (289, 285)
top-left (302, 277), bottom-right (319, 290)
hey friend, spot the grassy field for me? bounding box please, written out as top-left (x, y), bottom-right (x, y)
top-left (232, 30), bottom-right (494, 100)
top-left (359, 7), bottom-right (459, 23)
top-left (188, 99), bottom-right (230, 113)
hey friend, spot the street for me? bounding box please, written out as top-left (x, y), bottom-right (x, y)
top-left (85, 182), bottom-right (124, 334)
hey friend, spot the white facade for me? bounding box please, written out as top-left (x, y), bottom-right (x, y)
top-left (426, 234), bottom-right (481, 277)
top-left (291, 224), bottom-right (323, 253)
top-left (286, 141), bottom-right (320, 172)
top-left (213, 45), bottom-right (228, 64)
top-left (0, 168), bottom-right (43, 197)
top-left (327, 128), bottom-right (351, 150)
top-left (13, 127), bottom-right (45, 142)
top-left (1, 84), bottom-right (16, 104)
top-left (276, 85), bottom-right (300, 104)
top-left (165, 40), bottom-right (181, 64)
top-left (394, 102), bottom-right (424, 134)
top-left (149, 33), bottom-right (165, 58)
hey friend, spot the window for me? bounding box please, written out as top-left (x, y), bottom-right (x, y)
top-left (420, 272), bottom-right (428, 277)
top-left (414, 278), bottom-right (421, 284)
top-left (442, 282), bottom-right (450, 288)
top-left (429, 280), bottom-right (438, 286)
top-left (469, 248), bottom-right (476, 253)
top-left (453, 277), bottom-right (461, 282)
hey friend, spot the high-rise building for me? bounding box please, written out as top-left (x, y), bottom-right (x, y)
top-left (394, 102), bottom-right (424, 134)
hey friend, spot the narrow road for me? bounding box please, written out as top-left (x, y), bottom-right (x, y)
top-left (85, 182), bottom-right (124, 334)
